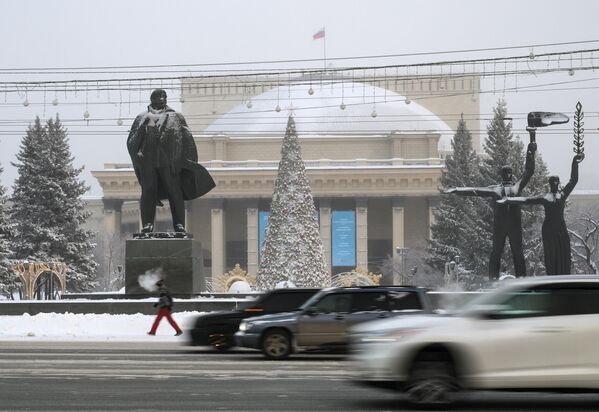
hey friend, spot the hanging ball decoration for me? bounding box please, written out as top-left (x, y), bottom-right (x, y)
top-left (371, 109), bottom-right (377, 118)
top-left (23, 99), bottom-right (29, 107)
top-left (308, 87), bottom-right (314, 95)
top-left (52, 98), bottom-right (59, 106)
top-left (246, 100), bottom-right (253, 109)
top-left (340, 103), bottom-right (346, 110)
top-left (83, 110), bottom-right (90, 119)
top-left (405, 97), bottom-right (411, 104)
top-left (529, 51), bottom-right (535, 60)
top-left (180, 96), bottom-right (186, 103)
top-left (568, 69), bottom-right (575, 76)
top-left (275, 104), bottom-right (281, 112)
top-left (117, 118), bottom-right (124, 126)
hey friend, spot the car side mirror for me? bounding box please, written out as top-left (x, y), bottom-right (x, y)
top-left (305, 307), bottom-right (318, 316)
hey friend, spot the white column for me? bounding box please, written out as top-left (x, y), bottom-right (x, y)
top-left (392, 197), bottom-right (405, 251)
top-left (102, 199), bottom-right (123, 240)
top-left (210, 200), bottom-right (226, 281)
top-left (246, 201), bottom-right (259, 276)
top-left (392, 197), bottom-right (406, 285)
top-left (355, 199), bottom-right (368, 270)
top-left (319, 199), bottom-right (332, 274)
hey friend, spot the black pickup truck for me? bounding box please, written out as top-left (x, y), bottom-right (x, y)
top-left (188, 288), bottom-right (319, 350)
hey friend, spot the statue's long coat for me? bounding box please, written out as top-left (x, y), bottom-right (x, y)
top-left (127, 105), bottom-right (215, 200)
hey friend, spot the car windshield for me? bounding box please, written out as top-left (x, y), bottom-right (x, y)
top-left (451, 283), bottom-right (525, 315)
top-left (298, 289), bottom-right (330, 311)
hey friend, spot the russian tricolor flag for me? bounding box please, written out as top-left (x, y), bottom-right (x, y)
top-left (313, 28), bottom-right (325, 40)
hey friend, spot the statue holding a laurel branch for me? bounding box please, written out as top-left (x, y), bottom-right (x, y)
top-left (498, 102), bottom-right (585, 275)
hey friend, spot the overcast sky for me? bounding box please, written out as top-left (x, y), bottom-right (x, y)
top-left (1, 0), bottom-right (599, 197)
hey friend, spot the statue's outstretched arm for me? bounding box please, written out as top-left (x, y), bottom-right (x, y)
top-left (444, 186), bottom-right (498, 198)
top-left (496, 195), bottom-right (545, 205)
top-left (517, 142), bottom-right (537, 194)
top-left (563, 154), bottom-right (583, 199)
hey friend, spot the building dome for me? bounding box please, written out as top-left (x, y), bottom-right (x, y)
top-left (204, 81), bottom-right (453, 151)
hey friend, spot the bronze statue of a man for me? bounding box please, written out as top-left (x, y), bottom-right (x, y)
top-left (127, 89), bottom-right (214, 234)
top-left (445, 141), bottom-right (537, 279)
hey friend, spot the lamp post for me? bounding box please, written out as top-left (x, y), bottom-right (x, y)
top-left (395, 247), bottom-right (409, 285)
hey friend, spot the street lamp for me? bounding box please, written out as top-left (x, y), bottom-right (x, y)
top-left (395, 247), bottom-right (409, 285)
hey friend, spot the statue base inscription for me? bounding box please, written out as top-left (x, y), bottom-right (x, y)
top-left (125, 238), bottom-right (205, 295)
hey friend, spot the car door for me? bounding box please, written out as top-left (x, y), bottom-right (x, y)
top-left (467, 286), bottom-right (582, 388)
top-left (546, 284), bottom-right (599, 387)
top-left (296, 293), bottom-right (351, 346)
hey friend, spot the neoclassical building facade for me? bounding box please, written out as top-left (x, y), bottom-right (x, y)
top-left (92, 74), bottom-right (481, 281)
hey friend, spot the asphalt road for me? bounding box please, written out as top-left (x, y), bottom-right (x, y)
top-left (1, 341), bottom-right (598, 411)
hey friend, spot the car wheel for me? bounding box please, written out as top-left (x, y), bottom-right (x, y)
top-left (405, 360), bottom-right (458, 408)
top-left (261, 329), bottom-right (292, 360)
top-left (208, 333), bottom-right (232, 352)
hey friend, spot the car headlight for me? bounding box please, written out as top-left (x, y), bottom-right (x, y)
top-left (357, 328), bottom-right (422, 343)
top-left (239, 321), bottom-right (254, 332)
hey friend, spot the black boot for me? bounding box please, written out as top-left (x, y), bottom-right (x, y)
top-left (141, 223), bottom-right (154, 233)
top-left (174, 224), bottom-right (186, 233)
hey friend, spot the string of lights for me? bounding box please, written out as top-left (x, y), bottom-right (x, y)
top-left (1, 38), bottom-right (598, 73)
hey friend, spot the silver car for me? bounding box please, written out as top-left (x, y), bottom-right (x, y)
top-left (235, 286), bottom-right (433, 359)
top-left (350, 276), bottom-right (599, 408)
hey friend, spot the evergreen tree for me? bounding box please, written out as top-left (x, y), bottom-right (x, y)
top-left (0, 163), bottom-right (16, 298)
top-left (428, 115), bottom-right (487, 287)
top-left (256, 116), bottom-right (329, 290)
top-left (11, 116), bottom-right (97, 292)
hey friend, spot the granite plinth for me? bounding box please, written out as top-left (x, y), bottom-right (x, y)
top-left (125, 238), bottom-right (204, 295)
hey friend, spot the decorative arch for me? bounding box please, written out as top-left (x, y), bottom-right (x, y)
top-left (211, 264), bottom-right (256, 293)
top-left (12, 261), bottom-right (67, 300)
top-left (331, 266), bottom-right (381, 287)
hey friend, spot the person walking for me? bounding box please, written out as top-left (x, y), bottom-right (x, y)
top-left (148, 280), bottom-right (182, 336)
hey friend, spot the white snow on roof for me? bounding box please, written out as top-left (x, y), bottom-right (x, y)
top-left (204, 81), bottom-right (453, 151)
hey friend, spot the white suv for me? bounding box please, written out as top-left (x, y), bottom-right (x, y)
top-left (350, 276), bottom-right (599, 408)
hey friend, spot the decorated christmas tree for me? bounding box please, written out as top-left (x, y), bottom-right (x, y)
top-left (256, 116), bottom-right (329, 290)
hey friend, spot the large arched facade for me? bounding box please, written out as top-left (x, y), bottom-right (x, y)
top-left (92, 75), bottom-right (481, 281)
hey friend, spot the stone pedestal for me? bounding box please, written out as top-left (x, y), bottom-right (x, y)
top-left (125, 239), bottom-right (204, 295)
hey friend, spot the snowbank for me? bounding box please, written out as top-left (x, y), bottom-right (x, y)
top-left (0, 311), bottom-right (204, 342)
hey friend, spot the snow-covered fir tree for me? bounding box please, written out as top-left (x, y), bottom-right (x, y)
top-left (428, 115), bottom-right (487, 288)
top-left (11, 116), bottom-right (97, 292)
top-left (256, 116), bottom-right (329, 290)
top-left (0, 163), bottom-right (16, 298)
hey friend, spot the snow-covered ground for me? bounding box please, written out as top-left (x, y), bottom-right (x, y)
top-left (0, 311), bottom-right (204, 342)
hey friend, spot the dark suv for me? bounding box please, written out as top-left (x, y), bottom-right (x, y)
top-left (189, 288), bottom-right (319, 350)
top-left (235, 286), bottom-right (433, 359)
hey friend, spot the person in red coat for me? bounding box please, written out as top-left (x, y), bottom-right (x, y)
top-left (148, 280), bottom-right (182, 336)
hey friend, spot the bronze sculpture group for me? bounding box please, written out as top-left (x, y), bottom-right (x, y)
top-left (445, 105), bottom-right (585, 278)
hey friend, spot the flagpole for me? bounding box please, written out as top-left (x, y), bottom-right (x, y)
top-left (323, 28), bottom-right (327, 72)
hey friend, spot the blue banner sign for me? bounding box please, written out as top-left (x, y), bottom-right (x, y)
top-left (332, 210), bottom-right (356, 267)
top-left (259, 211), bottom-right (270, 257)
